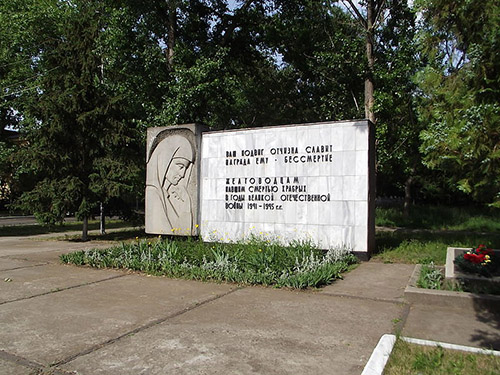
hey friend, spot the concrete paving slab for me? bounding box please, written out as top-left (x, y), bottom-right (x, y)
top-left (0, 358), bottom-right (37, 375)
top-left (0, 236), bottom-right (115, 259)
top-left (0, 275), bottom-right (234, 365)
top-left (320, 262), bottom-right (414, 302)
top-left (0, 264), bottom-right (125, 303)
top-left (0, 237), bottom-right (117, 264)
top-left (0, 258), bottom-right (46, 271)
top-left (63, 287), bottom-right (405, 375)
top-left (403, 303), bottom-right (500, 350)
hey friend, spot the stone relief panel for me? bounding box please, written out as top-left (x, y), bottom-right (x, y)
top-left (145, 126), bottom-right (200, 236)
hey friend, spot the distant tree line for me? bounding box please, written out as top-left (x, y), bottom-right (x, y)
top-left (0, 0), bottom-right (498, 238)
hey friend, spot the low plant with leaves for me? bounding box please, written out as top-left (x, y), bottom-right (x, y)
top-left (417, 262), bottom-right (443, 290)
top-left (60, 236), bottom-right (357, 289)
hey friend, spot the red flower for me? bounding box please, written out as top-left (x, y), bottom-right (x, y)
top-left (464, 253), bottom-right (485, 264)
top-left (475, 245), bottom-right (493, 256)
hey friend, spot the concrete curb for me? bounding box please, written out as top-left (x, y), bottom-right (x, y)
top-left (361, 334), bottom-right (395, 375)
top-left (361, 334), bottom-right (500, 375)
top-left (404, 265), bottom-right (500, 309)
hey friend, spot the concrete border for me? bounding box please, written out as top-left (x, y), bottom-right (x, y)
top-left (404, 265), bottom-right (500, 309)
top-left (361, 334), bottom-right (500, 375)
top-left (361, 334), bottom-right (395, 375)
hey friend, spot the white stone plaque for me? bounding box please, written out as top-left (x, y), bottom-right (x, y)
top-left (200, 120), bottom-right (375, 255)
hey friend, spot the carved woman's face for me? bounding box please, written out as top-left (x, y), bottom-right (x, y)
top-left (166, 157), bottom-right (190, 186)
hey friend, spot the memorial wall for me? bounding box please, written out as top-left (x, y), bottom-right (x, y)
top-left (199, 120), bottom-right (375, 255)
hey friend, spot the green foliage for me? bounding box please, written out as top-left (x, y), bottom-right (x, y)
top-left (416, 263), bottom-right (443, 289)
top-left (60, 236), bottom-right (358, 289)
top-left (2, 0), bottom-right (499, 219)
top-left (374, 1), bottom-right (426, 198)
top-left (415, 0), bottom-right (500, 207)
top-left (267, 0), bottom-right (365, 122)
top-left (2, 1), bottom-right (143, 232)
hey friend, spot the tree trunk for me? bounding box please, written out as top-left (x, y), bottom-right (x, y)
top-left (100, 202), bottom-right (106, 235)
top-left (82, 215), bottom-right (88, 242)
top-left (403, 171), bottom-right (415, 217)
top-left (365, 0), bottom-right (376, 124)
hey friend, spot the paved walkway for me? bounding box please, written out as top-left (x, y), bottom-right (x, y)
top-left (0, 233), bottom-right (499, 374)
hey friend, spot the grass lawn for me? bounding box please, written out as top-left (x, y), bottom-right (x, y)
top-left (374, 205), bottom-right (500, 265)
top-left (0, 219), bottom-right (139, 237)
top-left (376, 204), bottom-right (500, 232)
top-left (384, 339), bottom-right (500, 375)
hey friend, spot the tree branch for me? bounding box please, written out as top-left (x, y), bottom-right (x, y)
top-left (221, 0), bottom-right (256, 47)
top-left (374, 0), bottom-right (387, 26)
top-left (342, 0), bottom-right (367, 28)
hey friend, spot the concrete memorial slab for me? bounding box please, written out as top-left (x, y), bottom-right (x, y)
top-left (200, 120), bottom-right (375, 256)
top-left (145, 124), bottom-right (206, 236)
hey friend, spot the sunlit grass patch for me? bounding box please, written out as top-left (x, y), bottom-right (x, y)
top-left (0, 219), bottom-right (137, 237)
top-left (60, 236), bottom-right (358, 289)
top-left (384, 338), bottom-right (500, 375)
top-left (374, 231), bottom-right (500, 265)
top-left (376, 205), bottom-right (500, 232)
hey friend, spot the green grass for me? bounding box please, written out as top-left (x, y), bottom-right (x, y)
top-left (374, 204), bottom-right (500, 264)
top-left (374, 230), bottom-right (500, 265)
top-left (0, 219), bottom-right (138, 237)
top-left (376, 205), bottom-right (500, 232)
top-left (384, 339), bottom-right (500, 375)
top-left (60, 236), bottom-right (358, 289)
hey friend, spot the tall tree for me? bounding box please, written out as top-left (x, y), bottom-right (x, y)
top-left (266, 0), bottom-right (365, 123)
top-left (373, 0), bottom-right (425, 211)
top-left (341, 0), bottom-right (387, 123)
top-left (415, 0), bottom-right (500, 207)
top-left (5, 0), bottom-right (142, 239)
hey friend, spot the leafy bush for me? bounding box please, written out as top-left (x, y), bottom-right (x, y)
top-left (60, 236), bottom-right (357, 289)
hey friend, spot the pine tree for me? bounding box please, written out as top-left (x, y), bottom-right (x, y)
top-left (13, 1), bottom-right (142, 239)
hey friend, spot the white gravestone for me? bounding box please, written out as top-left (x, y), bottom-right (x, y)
top-left (200, 120), bottom-right (375, 256)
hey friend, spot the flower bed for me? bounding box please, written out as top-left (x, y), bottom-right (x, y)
top-left (60, 236), bottom-right (358, 289)
top-left (405, 264), bottom-right (500, 308)
top-left (446, 247), bottom-right (500, 290)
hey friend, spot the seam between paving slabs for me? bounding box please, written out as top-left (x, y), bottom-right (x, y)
top-left (318, 291), bottom-right (407, 305)
top-left (0, 273), bottom-right (128, 306)
top-left (0, 349), bottom-right (74, 375)
top-left (393, 303), bottom-right (411, 334)
top-left (0, 350), bottom-right (75, 375)
top-left (52, 286), bottom-right (244, 368)
top-left (0, 261), bottom-right (50, 272)
top-left (0, 349), bottom-right (44, 372)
